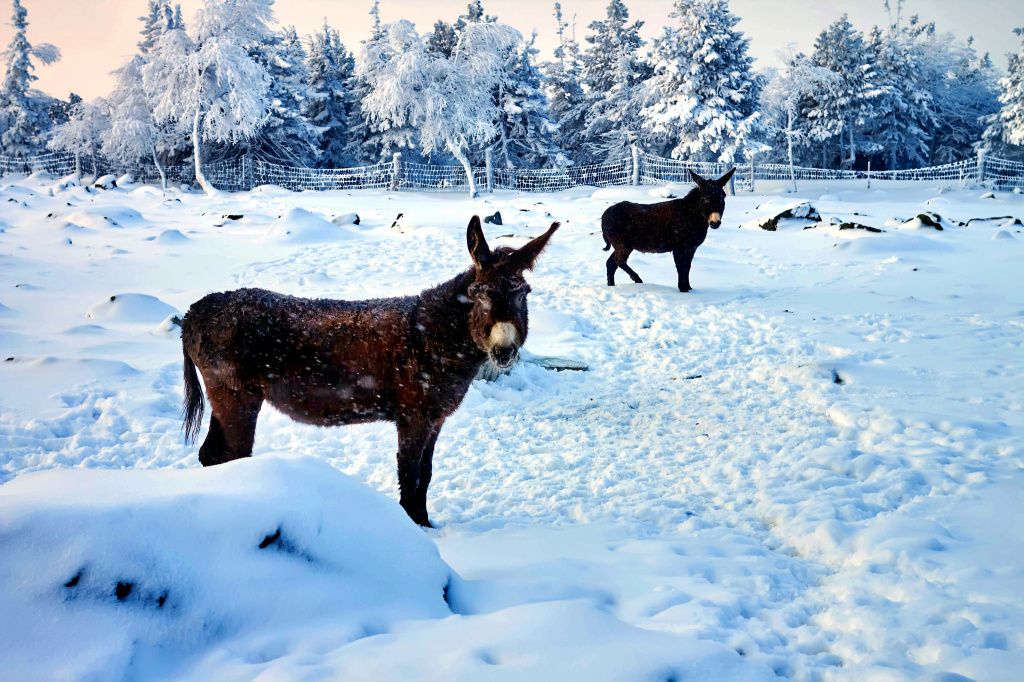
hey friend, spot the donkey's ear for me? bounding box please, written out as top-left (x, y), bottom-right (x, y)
top-left (689, 170), bottom-right (708, 187)
top-left (717, 168), bottom-right (736, 187)
top-left (467, 215), bottom-right (493, 269)
top-left (510, 221), bottom-right (559, 272)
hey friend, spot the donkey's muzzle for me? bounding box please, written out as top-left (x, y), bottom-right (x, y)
top-left (709, 212), bottom-right (722, 229)
top-left (490, 346), bottom-right (519, 370)
top-left (709, 221), bottom-right (721, 229)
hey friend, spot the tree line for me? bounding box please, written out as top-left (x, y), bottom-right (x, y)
top-left (1, 0), bottom-right (1022, 193)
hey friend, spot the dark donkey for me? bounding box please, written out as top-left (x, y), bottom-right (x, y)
top-left (602, 168), bottom-right (735, 292)
top-left (180, 217), bottom-right (558, 527)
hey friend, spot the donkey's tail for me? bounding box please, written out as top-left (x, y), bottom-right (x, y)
top-left (182, 346), bottom-right (205, 445)
top-left (602, 235), bottom-right (611, 251)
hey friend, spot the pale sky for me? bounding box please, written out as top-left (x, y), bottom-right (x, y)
top-left (1, 0), bottom-right (1021, 101)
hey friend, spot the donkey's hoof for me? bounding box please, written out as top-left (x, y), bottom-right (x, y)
top-left (678, 285), bottom-right (692, 293)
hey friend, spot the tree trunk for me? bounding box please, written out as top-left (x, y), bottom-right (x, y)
top-left (151, 144), bottom-right (167, 191)
top-left (450, 142), bottom-right (478, 198)
top-left (74, 152), bottom-right (81, 183)
top-left (786, 109), bottom-right (797, 193)
top-left (192, 107), bottom-right (213, 194)
top-left (846, 122), bottom-right (856, 168)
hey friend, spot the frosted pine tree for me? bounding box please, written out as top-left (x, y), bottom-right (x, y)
top-left (928, 38), bottom-right (997, 164)
top-left (982, 28), bottom-right (1024, 160)
top-left (427, 21), bottom-right (458, 58)
top-left (805, 15), bottom-right (882, 168)
top-left (493, 32), bottom-right (563, 168)
top-left (866, 21), bottom-right (934, 169)
top-left (358, 20), bottom-right (520, 196)
top-left (47, 99), bottom-right (109, 180)
top-left (640, 0), bottom-right (762, 164)
top-left (249, 26), bottom-right (320, 165)
top-left (138, 1), bottom-right (174, 54)
top-left (143, 0), bottom-right (272, 193)
top-left (346, 1), bottom-right (409, 163)
top-left (761, 50), bottom-right (839, 189)
top-left (543, 2), bottom-right (587, 163)
top-left (579, 0), bottom-right (649, 162)
top-left (102, 57), bottom-right (171, 188)
top-left (306, 21), bottom-right (357, 168)
top-left (0, 0), bottom-right (60, 155)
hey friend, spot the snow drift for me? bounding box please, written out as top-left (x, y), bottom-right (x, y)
top-left (0, 456), bottom-right (451, 680)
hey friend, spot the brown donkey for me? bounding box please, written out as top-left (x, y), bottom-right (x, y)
top-left (181, 216), bottom-right (558, 527)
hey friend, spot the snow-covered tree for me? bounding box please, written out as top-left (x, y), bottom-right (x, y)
top-left (761, 50), bottom-right (839, 189)
top-left (982, 28), bottom-right (1024, 160)
top-left (138, 0), bottom-right (176, 54)
top-left (47, 99), bottom-right (109, 180)
top-left (306, 21), bottom-right (357, 167)
top-left (866, 21), bottom-right (934, 169)
top-left (640, 0), bottom-right (762, 164)
top-left (0, 0), bottom-right (60, 155)
top-left (578, 0), bottom-right (649, 162)
top-left (249, 26), bottom-right (320, 165)
top-left (492, 32), bottom-right (562, 168)
top-left (358, 20), bottom-right (521, 196)
top-left (929, 38), bottom-right (997, 164)
top-left (427, 20), bottom-right (458, 58)
top-left (102, 57), bottom-right (170, 188)
top-left (143, 0), bottom-right (273, 193)
top-left (543, 2), bottom-right (588, 162)
top-left (805, 15), bottom-right (882, 168)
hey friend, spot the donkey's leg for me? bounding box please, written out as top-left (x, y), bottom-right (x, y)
top-left (414, 425), bottom-right (443, 528)
top-left (673, 247), bottom-right (696, 292)
top-left (606, 253), bottom-right (618, 286)
top-left (198, 416), bottom-right (228, 467)
top-left (204, 385), bottom-right (262, 464)
top-left (615, 247), bottom-right (643, 284)
top-left (396, 416), bottom-right (432, 526)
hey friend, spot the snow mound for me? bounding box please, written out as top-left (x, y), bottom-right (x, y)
top-left (264, 207), bottom-right (358, 244)
top-left (94, 174), bottom-right (118, 189)
top-left (332, 212), bottom-right (360, 226)
top-left (741, 201), bottom-right (821, 231)
top-left (0, 456), bottom-right (450, 681)
top-left (892, 211), bottom-right (948, 231)
top-left (115, 173), bottom-right (135, 188)
top-left (0, 300), bottom-right (12, 316)
top-left (155, 228), bottom-right (190, 244)
top-left (993, 230), bottom-right (1015, 240)
top-left (85, 293), bottom-right (178, 325)
top-left (64, 206), bottom-right (147, 229)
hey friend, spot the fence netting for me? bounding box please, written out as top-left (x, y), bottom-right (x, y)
top-left (1, 149), bottom-right (1021, 193)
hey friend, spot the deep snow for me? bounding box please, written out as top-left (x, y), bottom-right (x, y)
top-left (0, 173), bottom-right (1022, 680)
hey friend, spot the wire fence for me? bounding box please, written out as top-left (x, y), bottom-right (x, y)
top-left (2, 148), bottom-right (1022, 194)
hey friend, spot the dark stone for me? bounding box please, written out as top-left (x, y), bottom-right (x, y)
top-left (916, 213), bottom-right (943, 230)
top-left (483, 211), bottom-right (502, 225)
top-left (64, 571), bottom-right (82, 588)
top-left (390, 213), bottom-right (404, 229)
top-left (838, 222), bottom-right (883, 233)
top-left (258, 527), bottom-right (282, 549)
top-left (832, 370), bottom-right (845, 385)
top-left (760, 202), bottom-right (821, 231)
top-left (114, 581), bottom-right (134, 600)
top-left (223, 214), bottom-right (244, 221)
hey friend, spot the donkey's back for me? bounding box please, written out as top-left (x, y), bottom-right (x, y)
top-left (182, 287), bottom-right (416, 431)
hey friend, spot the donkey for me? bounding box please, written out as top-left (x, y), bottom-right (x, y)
top-left (180, 217), bottom-right (558, 527)
top-left (602, 168), bottom-right (735, 292)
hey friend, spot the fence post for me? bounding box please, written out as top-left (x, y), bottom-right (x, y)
top-left (976, 149), bottom-right (986, 184)
top-left (485, 148), bottom-right (494, 193)
top-left (867, 159), bottom-right (871, 189)
top-left (748, 156), bottom-right (755, 193)
top-left (630, 145), bottom-right (640, 186)
top-left (390, 152), bottom-right (402, 191)
top-left (241, 155), bottom-right (249, 190)
top-left (728, 166), bottom-right (736, 196)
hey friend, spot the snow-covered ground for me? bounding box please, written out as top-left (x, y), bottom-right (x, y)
top-left (1, 173), bottom-right (1022, 681)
